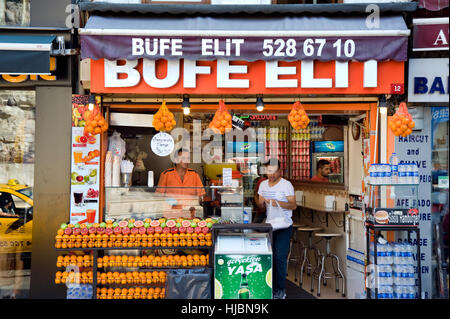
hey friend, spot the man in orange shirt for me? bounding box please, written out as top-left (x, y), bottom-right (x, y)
top-left (311, 159), bottom-right (331, 182)
top-left (157, 148), bottom-right (206, 198)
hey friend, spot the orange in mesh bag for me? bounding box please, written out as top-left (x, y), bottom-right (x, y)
top-left (83, 100), bottom-right (108, 136)
top-left (152, 101), bottom-right (176, 132)
top-left (288, 101), bottom-right (310, 130)
top-left (209, 100), bottom-right (232, 134)
top-left (389, 102), bottom-right (415, 137)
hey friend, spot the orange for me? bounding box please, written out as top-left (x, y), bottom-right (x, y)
top-left (408, 121), bottom-right (415, 129)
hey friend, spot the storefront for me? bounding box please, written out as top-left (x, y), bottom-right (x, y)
top-left (52, 2), bottom-right (419, 300)
top-left (395, 13), bottom-right (448, 299)
top-left (0, 0), bottom-right (79, 299)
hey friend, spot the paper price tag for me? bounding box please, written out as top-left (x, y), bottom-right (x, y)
top-left (222, 168), bottom-right (232, 187)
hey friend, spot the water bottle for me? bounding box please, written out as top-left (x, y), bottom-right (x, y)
top-left (243, 209), bottom-right (250, 224)
top-left (408, 286), bottom-right (416, 299)
top-left (385, 164), bottom-right (392, 184)
top-left (406, 164), bottom-right (414, 184)
top-left (380, 164), bottom-right (386, 184)
top-left (375, 164), bottom-right (382, 185)
top-left (389, 153), bottom-right (399, 184)
top-left (393, 285), bottom-right (399, 299)
top-left (384, 265), bottom-right (393, 285)
top-left (385, 284), bottom-right (394, 299)
top-left (405, 265), bottom-right (415, 285)
top-left (376, 286), bottom-right (383, 299)
top-left (393, 243), bottom-right (402, 265)
top-left (413, 164), bottom-right (419, 184)
top-left (385, 243), bottom-right (393, 265)
top-left (377, 244), bottom-right (386, 264)
top-left (405, 243), bottom-right (414, 265)
top-left (369, 165), bottom-right (376, 185)
top-left (398, 164), bottom-right (407, 184)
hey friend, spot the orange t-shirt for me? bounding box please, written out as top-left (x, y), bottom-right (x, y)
top-left (157, 167), bottom-right (206, 196)
top-left (310, 175), bottom-right (329, 182)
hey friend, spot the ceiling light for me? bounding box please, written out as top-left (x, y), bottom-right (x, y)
top-left (88, 95), bottom-right (96, 111)
top-left (182, 96), bottom-right (190, 115)
top-left (256, 96), bottom-right (264, 112)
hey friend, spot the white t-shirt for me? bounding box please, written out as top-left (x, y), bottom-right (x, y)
top-left (258, 178), bottom-right (295, 225)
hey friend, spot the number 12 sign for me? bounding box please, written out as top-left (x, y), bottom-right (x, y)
top-left (391, 83), bottom-right (404, 94)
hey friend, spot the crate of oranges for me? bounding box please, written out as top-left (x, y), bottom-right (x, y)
top-left (96, 270), bottom-right (166, 285)
top-left (55, 270), bottom-right (93, 285)
top-left (55, 218), bottom-right (215, 249)
top-left (56, 254), bottom-right (93, 268)
top-left (97, 287), bottom-right (165, 300)
top-left (97, 253), bottom-right (208, 268)
top-left (389, 102), bottom-right (415, 137)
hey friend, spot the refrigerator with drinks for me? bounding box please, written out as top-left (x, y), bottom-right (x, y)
top-left (214, 231), bottom-right (272, 299)
top-left (312, 141), bottom-right (344, 184)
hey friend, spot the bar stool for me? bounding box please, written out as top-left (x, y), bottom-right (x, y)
top-left (311, 233), bottom-right (345, 297)
top-left (287, 223), bottom-right (307, 280)
top-left (297, 226), bottom-right (323, 286)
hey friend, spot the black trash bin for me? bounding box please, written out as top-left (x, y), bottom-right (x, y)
top-left (165, 268), bottom-right (212, 299)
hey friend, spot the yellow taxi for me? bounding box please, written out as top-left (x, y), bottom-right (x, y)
top-left (0, 179), bottom-right (33, 254)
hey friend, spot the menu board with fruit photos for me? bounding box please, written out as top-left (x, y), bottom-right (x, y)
top-left (70, 95), bottom-right (101, 224)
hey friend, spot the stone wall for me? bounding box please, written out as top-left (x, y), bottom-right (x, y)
top-left (0, 0), bottom-right (30, 26)
top-left (0, 90), bottom-right (35, 185)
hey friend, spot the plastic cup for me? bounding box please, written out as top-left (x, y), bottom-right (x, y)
top-left (86, 209), bottom-right (96, 223)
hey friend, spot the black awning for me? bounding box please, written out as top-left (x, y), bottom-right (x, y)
top-left (80, 14), bottom-right (410, 62)
top-left (78, 1), bottom-right (418, 16)
top-left (0, 35), bottom-right (55, 75)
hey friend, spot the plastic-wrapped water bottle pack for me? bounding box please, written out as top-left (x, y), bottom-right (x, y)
top-left (370, 242), bottom-right (417, 299)
top-left (67, 284), bottom-right (93, 299)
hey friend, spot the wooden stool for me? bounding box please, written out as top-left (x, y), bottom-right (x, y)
top-left (297, 226), bottom-right (323, 287)
top-left (311, 233), bottom-right (345, 297)
top-left (287, 224), bottom-right (307, 280)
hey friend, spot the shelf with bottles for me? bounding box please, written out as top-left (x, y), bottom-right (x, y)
top-left (368, 162), bottom-right (419, 186)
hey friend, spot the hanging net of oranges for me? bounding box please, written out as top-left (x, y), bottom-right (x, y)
top-left (288, 101), bottom-right (310, 130)
top-left (83, 102), bottom-right (108, 136)
top-left (209, 100), bottom-right (232, 134)
top-left (152, 101), bottom-right (176, 132)
top-left (389, 102), bottom-right (415, 137)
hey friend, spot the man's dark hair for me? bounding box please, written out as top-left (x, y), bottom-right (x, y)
top-left (177, 148), bottom-right (190, 155)
top-left (317, 159), bottom-right (330, 171)
top-left (264, 158), bottom-right (281, 171)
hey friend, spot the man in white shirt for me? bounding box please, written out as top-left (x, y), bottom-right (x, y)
top-left (257, 158), bottom-right (296, 299)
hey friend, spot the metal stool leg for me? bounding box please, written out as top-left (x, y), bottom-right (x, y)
top-left (317, 255), bottom-right (326, 297)
top-left (294, 241), bottom-right (304, 282)
top-left (331, 254), bottom-right (339, 292)
top-left (300, 246), bottom-right (309, 287)
top-left (331, 253), bottom-right (346, 297)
